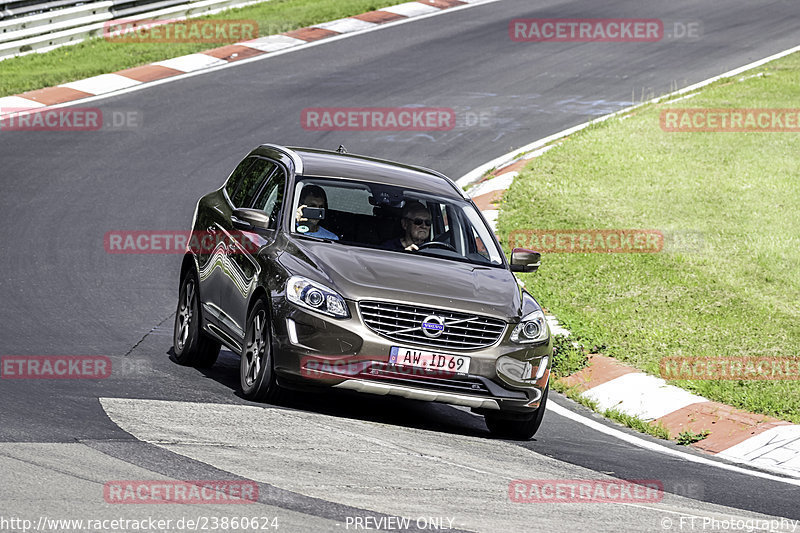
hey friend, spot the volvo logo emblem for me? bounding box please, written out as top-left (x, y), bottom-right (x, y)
top-left (421, 315), bottom-right (445, 338)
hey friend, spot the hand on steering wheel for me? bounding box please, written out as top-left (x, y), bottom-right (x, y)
top-left (418, 241), bottom-right (457, 252)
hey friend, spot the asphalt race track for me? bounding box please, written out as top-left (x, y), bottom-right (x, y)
top-left (1, 0), bottom-right (799, 531)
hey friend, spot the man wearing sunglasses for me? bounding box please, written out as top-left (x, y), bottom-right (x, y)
top-left (381, 200), bottom-right (431, 252)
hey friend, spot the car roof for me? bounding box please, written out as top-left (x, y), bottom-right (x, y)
top-left (249, 144), bottom-right (468, 200)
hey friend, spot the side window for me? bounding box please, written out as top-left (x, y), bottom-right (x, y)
top-left (224, 157), bottom-right (254, 200)
top-left (433, 203), bottom-right (450, 237)
top-left (231, 159), bottom-right (275, 208)
top-left (252, 166), bottom-right (286, 230)
top-left (472, 226), bottom-right (489, 258)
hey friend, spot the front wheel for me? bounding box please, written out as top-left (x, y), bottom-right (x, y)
top-left (173, 269), bottom-right (220, 368)
top-left (485, 385), bottom-right (549, 440)
top-left (240, 299), bottom-right (282, 403)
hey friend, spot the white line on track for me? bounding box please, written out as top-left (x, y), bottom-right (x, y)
top-left (457, 398), bottom-right (800, 486)
top-left (546, 401), bottom-right (800, 487)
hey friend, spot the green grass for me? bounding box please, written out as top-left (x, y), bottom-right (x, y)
top-left (0, 0), bottom-right (408, 97)
top-left (552, 380), bottom-right (597, 409)
top-left (550, 334), bottom-right (588, 378)
top-left (676, 429), bottom-right (711, 446)
top-left (500, 52), bottom-right (800, 423)
top-left (604, 409), bottom-right (671, 441)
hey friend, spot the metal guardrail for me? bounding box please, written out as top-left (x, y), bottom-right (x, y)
top-left (0, 0), bottom-right (267, 60)
top-left (0, 0), bottom-right (175, 20)
top-left (111, 0), bottom-right (186, 19)
top-left (1, 0), bottom-right (91, 20)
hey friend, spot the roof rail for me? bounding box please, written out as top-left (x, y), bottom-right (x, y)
top-left (285, 145), bottom-right (467, 199)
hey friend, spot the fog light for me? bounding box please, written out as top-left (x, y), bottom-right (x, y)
top-left (496, 356), bottom-right (533, 383)
top-left (497, 355), bottom-right (549, 386)
top-left (535, 356), bottom-right (549, 380)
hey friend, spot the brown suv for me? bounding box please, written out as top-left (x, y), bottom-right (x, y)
top-left (173, 144), bottom-right (551, 439)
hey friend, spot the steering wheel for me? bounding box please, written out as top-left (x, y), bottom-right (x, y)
top-left (418, 241), bottom-right (457, 252)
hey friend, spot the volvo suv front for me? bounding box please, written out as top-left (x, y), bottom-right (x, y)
top-left (173, 144), bottom-right (551, 439)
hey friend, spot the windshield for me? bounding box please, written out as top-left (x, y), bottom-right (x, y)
top-left (290, 177), bottom-right (504, 267)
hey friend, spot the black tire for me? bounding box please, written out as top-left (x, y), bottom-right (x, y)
top-left (485, 385), bottom-right (549, 440)
top-left (240, 298), bottom-right (282, 403)
top-left (173, 269), bottom-right (220, 368)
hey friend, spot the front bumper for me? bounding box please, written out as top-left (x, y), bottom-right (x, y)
top-left (271, 298), bottom-right (552, 413)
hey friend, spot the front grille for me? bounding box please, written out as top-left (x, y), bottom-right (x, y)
top-left (358, 300), bottom-right (506, 350)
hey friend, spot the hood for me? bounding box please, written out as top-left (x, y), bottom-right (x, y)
top-left (280, 237), bottom-right (523, 320)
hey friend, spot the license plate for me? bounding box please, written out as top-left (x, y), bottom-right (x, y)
top-left (389, 346), bottom-right (470, 375)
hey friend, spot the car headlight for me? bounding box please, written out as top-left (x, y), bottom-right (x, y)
top-left (510, 309), bottom-right (549, 344)
top-left (286, 276), bottom-right (350, 318)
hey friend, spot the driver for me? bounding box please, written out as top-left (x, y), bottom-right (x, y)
top-left (381, 201), bottom-right (431, 251)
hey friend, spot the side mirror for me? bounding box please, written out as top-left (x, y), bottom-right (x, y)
top-left (232, 208), bottom-right (271, 231)
top-left (510, 248), bottom-right (541, 273)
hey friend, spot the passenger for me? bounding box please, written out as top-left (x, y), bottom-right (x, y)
top-left (381, 201), bottom-right (431, 251)
top-left (296, 184), bottom-right (338, 240)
